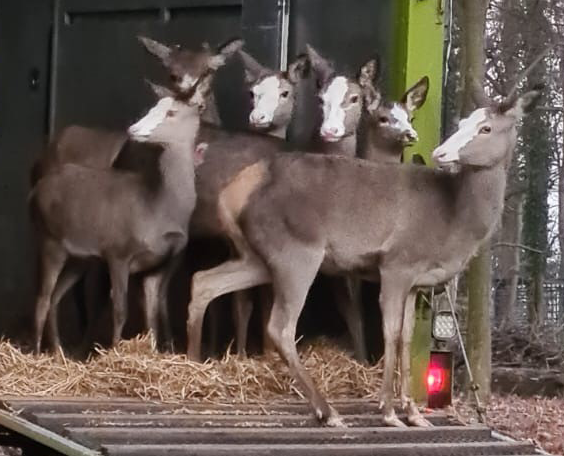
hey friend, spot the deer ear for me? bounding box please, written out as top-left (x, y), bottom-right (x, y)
top-left (208, 38), bottom-right (244, 70)
top-left (306, 44), bottom-right (334, 87)
top-left (145, 80), bottom-right (174, 99)
top-left (358, 58), bottom-right (379, 89)
top-left (502, 85), bottom-right (543, 119)
top-left (218, 37), bottom-right (244, 57)
top-left (138, 36), bottom-right (172, 66)
top-left (358, 58), bottom-right (381, 112)
top-left (365, 89), bottom-right (382, 115)
top-left (196, 74), bottom-right (214, 98)
top-left (239, 50), bottom-right (266, 84)
top-left (208, 54), bottom-right (226, 70)
top-left (402, 76), bottom-right (429, 113)
top-left (287, 54), bottom-right (310, 84)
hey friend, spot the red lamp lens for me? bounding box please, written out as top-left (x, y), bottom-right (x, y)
top-left (427, 367), bottom-right (444, 393)
top-left (426, 351), bottom-right (453, 408)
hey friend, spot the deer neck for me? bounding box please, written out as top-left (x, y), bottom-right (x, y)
top-left (201, 92), bottom-right (221, 127)
top-left (267, 124), bottom-right (288, 140)
top-left (363, 126), bottom-right (404, 164)
top-left (454, 164), bottom-right (508, 243)
top-left (157, 120), bottom-right (200, 200)
top-left (318, 133), bottom-right (357, 157)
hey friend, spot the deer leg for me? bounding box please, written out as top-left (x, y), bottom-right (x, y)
top-left (78, 263), bottom-right (110, 357)
top-left (46, 261), bottom-right (87, 353)
top-left (108, 259), bottom-right (129, 347)
top-left (156, 255), bottom-right (184, 352)
top-left (187, 257), bottom-right (270, 362)
top-left (34, 239), bottom-right (68, 354)
top-left (258, 286), bottom-right (274, 354)
top-left (142, 274), bottom-right (160, 350)
top-left (233, 290), bottom-right (253, 356)
top-left (333, 276), bottom-right (367, 362)
top-left (379, 272), bottom-right (413, 427)
top-left (266, 247), bottom-right (344, 427)
top-left (401, 290), bottom-right (432, 427)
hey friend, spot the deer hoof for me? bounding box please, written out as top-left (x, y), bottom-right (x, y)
top-left (383, 411), bottom-right (407, 428)
top-left (407, 413), bottom-right (433, 427)
top-left (325, 408), bottom-right (347, 428)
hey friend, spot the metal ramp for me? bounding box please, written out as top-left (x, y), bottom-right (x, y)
top-left (0, 398), bottom-right (544, 456)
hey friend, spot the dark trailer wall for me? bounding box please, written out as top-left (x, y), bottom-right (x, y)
top-left (0, 0), bottom-right (443, 397)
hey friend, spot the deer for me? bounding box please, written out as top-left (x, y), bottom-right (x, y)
top-left (138, 36), bottom-right (244, 128)
top-left (185, 83), bottom-right (542, 427)
top-left (29, 74), bottom-right (210, 354)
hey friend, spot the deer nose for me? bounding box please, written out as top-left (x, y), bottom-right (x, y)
top-left (405, 131), bottom-right (418, 143)
top-left (321, 124), bottom-right (343, 137)
top-left (250, 111), bottom-right (269, 125)
top-left (432, 149), bottom-right (448, 162)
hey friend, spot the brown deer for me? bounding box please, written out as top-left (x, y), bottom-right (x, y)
top-left (138, 36), bottom-right (244, 127)
top-left (185, 86), bottom-right (542, 427)
top-left (30, 75), bottom-right (209, 354)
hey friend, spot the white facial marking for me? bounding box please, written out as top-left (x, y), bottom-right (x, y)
top-left (320, 76), bottom-right (348, 140)
top-left (128, 97), bottom-right (174, 141)
top-left (390, 104), bottom-right (417, 138)
top-left (432, 108), bottom-right (488, 164)
top-left (250, 76), bottom-right (280, 126)
top-left (178, 74), bottom-right (196, 91)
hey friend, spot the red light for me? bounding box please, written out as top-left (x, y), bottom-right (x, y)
top-left (427, 367), bottom-right (444, 393)
top-left (426, 351), bottom-right (453, 409)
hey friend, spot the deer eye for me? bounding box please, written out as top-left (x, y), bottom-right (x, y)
top-left (350, 95), bottom-right (359, 104)
top-left (479, 125), bottom-right (491, 134)
top-left (281, 90), bottom-right (290, 98)
top-left (379, 116), bottom-right (389, 124)
top-left (170, 74), bottom-right (181, 83)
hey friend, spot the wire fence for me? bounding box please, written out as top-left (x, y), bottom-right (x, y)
top-left (494, 279), bottom-right (564, 329)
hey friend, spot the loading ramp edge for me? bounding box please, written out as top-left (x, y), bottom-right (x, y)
top-left (0, 408), bottom-right (101, 456)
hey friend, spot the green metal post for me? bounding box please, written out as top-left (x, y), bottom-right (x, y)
top-left (393, 0), bottom-right (446, 402)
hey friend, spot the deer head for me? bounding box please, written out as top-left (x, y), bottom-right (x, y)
top-left (128, 75), bottom-right (212, 144)
top-left (315, 55), bottom-right (379, 143)
top-left (363, 76), bottom-right (429, 148)
top-left (432, 86), bottom-right (543, 171)
top-left (241, 51), bottom-right (310, 130)
top-left (138, 36), bottom-right (243, 93)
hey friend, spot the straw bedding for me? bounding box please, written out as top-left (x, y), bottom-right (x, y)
top-left (0, 335), bottom-right (383, 402)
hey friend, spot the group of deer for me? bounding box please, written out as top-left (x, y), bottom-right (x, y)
top-left (29, 33), bottom-right (542, 428)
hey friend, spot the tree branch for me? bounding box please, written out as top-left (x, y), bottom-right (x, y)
top-left (506, 44), bottom-right (555, 99)
top-left (492, 242), bottom-right (544, 254)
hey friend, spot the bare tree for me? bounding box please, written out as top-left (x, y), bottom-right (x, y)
top-left (460, 0), bottom-right (492, 402)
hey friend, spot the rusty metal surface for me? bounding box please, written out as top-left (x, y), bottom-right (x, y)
top-left (0, 398), bottom-right (543, 456)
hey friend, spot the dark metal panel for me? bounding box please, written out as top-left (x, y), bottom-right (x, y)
top-left (0, 0), bottom-right (54, 337)
top-left (241, 0), bottom-right (283, 69)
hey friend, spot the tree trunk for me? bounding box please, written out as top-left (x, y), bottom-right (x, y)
top-left (466, 245), bottom-right (492, 402)
top-left (459, 0), bottom-right (491, 403)
top-left (493, 0), bottom-right (523, 330)
top-left (496, 192), bottom-right (523, 329)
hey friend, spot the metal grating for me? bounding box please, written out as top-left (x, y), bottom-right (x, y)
top-left (0, 398), bottom-right (543, 456)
